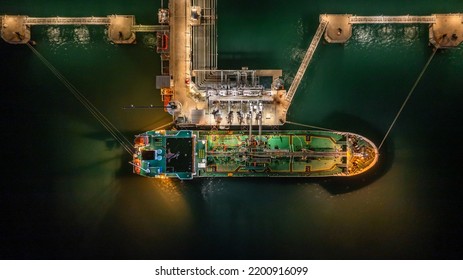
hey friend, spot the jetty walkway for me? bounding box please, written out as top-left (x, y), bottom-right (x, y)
top-left (349, 15), bottom-right (436, 24)
top-left (283, 20), bottom-right (327, 111)
top-left (1, 15), bottom-right (167, 44)
top-left (23, 16), bottom-right (110, 25)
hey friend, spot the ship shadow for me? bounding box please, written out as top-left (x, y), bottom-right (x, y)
top-left (81, 130), bottom-right (136, 177)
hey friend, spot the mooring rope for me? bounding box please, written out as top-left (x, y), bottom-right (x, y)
top-left (378, 47), bottom-right (438, 150)
top-left (284, 120), bottom-right (339, 132)
top-left (26, 43), bottom-right (134, 155)
top-left (153, 121), bottom-right (175, 131)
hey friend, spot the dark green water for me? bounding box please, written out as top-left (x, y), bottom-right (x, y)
top-left (1, 0), bottom-right (463, 259)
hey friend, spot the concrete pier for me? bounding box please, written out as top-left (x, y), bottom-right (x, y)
top-left (169, 0), bottom-right (197, 115)
top-left (1, 15), bottom-right (31, 44)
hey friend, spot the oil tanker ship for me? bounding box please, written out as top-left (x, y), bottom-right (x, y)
top-left (132, 129), bottom-right (378, 179)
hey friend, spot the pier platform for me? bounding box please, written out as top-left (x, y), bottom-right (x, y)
top-left (323, 14), bottom-right (353, 43)
top-left (429, 14), bottom-right (463, 48)
top-left (1, 15), bottom-right (31, 44)
top-left (169, 0), bottom-right (196, 116)
top-left (108, 15), bottom-right (136, 44)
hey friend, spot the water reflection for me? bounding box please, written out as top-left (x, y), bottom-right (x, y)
top-left (73, 26), bottom-right (90, 44)
top-left (377, 25), bottom-right (395, 46)
top-left (47, 27), bottom-right (65, 45)
top-left (142, 34), bottom-right (157, 50)
top-left (45, 26), bottom-right (94, 51)
top-left (403, 26), bottom-right (418, 40)
top-left (352, 25), bottom-right (426, 50)
top-left (201, 178), bottom-right (226, 201)
top-left (354, 25), bottom-right (375, 46)
top-left (289, 47), bottom-right (306, 63)
top-left (185, 168), bottom-right (431, 259)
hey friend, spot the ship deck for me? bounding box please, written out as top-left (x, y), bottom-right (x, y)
top-left (133, 129), bottom-right (377, 179)
top-left (194, 130), bottom-right (349, 178)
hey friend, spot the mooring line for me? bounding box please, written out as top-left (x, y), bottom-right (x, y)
top-left (285, 120), bottom-right (339, 132)
top-left (378, 48), bottom-right (438, 150)
top-left (26, 43), bottom-right (134, 155)
top-left (153, 121), bottom-right (175, 131)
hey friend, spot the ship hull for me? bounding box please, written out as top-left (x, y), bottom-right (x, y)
top-left (132, 130), bottom-right (378, 180)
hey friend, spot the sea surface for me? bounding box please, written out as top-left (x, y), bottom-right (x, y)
top-left (1, 0), bottom-right (463, 259)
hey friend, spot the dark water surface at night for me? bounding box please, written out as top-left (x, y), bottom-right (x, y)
top-left (1, 0), bottom-right (463, 259)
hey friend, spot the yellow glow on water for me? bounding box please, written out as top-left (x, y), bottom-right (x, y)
top-left (147, 178), bottom-right (193, 228)
top-left (150, 178), bottom-right (186, 204)
top-left (128, 177), bottom-right (191, 216)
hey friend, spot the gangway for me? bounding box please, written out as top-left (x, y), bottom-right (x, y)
top-left (284, 19), bottom-right (328, 110)
top-left (349, 15), bottom-right (436, 24)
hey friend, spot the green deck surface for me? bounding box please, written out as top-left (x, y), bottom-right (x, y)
top-left (196, 130), bottom-right (347, 178)
top-left (133, 130), bottom-right (377, 179)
